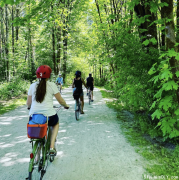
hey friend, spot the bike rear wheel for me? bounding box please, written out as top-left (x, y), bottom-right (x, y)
top-left (28, 142), bottom-right (44, 180)
top-left (89, 91), bottom-right (91, 105)
top-left (75, 100), bottom-right (80, 120)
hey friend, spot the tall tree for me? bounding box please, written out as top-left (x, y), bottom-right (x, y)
top-left (5, 4), bottom-right (9, 81)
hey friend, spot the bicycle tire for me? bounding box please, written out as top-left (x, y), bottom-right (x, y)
top-left (28, 141), bottom-right (43, 180)
top-left (28, 172), bottom-right (32, 180)
top-left (75, 100), bottom-right (80, 120)
top-left (75, 110), bottom-right (79, 120)
top-left (89, 92), bottom-right (91, 105)
top-left (79, 102), bottom-right (82, 114)
top-left (28, 171), bottom-right (43, 180)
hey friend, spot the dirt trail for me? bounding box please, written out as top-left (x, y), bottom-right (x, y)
top-left (0, 87), bottom-right (146, 180)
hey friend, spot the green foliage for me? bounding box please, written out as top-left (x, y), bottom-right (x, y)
top-left (149, 50), bottom-right (179, 139)
top-left (0, 96), bottom-right (27, 115)
top-left (94, 78), bottom-right (106, 86)
top-left (0, 77), bottom-right (30, 100)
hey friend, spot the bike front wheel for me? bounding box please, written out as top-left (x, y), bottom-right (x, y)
top-left (75, 109), bottom-right (80, 120)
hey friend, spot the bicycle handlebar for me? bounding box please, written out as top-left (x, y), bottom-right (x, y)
top-left (27, 105), bottom-right (69, 110)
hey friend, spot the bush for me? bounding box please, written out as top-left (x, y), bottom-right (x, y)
top-left (0, 77), bottom-right (30, 100)
top-left (94, 78), bottom-right (106, 86)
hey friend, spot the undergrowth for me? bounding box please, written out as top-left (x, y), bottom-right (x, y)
top-left (0, 77), bottom-right (30, 100)
top-left (0, 95), bottom-right (27, 115)
top-left (0, 77), bottom-right (30, 115)
top-left (99, 87), bottom-right (179, 180)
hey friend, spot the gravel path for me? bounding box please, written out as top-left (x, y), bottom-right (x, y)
top-left (0, 87), bottom-right (146, 180)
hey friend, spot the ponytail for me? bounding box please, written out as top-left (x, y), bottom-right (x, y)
top-left (35, 78), bottom-right (47, 103)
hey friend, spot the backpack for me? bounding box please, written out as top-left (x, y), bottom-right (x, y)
top-left (29, 114), bottom-right (47, 125)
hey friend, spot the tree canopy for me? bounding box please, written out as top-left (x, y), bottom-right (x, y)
top-left (1, 0), bottom-right (179, 139)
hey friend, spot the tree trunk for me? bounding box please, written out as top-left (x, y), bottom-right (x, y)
top-left (52, 25), bottom-right (56, 74)
top-left (0, 7), bottom-right (4, 80)
top-left (56, 26), bottom-right (62, 75)
top-left (12, 5), bottom-right (15, 76)
top-left (16, 4), bottom-right (19, 41)
top-left (62, 25), bottom-right (67, 83)
top-left (128, 10), bottom-right (133, 33)
top-left (176, 0), bottom-right (179, 46)
top-left (99, 66), bottom-right (101, 79)
top-left (5, 5), bottom-right (9, 81)
top-left (161, 1), bottom-right (166, 49)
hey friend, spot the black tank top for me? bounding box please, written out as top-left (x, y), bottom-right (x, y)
top-left (74, 78), bottom-right (82, 89)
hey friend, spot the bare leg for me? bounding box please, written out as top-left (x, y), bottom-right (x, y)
top-left (91, 91), bottom-right (93, 100)
top-left (50, 123), bottom-right (59, 148)
top-left (80, 96), bottom-right (84, 112)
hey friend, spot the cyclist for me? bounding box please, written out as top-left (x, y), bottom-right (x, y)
top-left (26, 65), bottom-right (69, 155)
top-left (56, 74), bottom-right (63, 91)
top-left (72, 70), bottom-right (87, 114)
top-left (86, 73), bottom-right (94, 102)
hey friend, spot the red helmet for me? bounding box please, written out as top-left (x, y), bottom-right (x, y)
top-left (36, 65), bottom-right (52, 78)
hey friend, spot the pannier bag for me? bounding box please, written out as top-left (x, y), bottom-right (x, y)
top-left (27, 114), bottom-right (48, 139)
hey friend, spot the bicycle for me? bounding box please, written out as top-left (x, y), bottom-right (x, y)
top-left (56, 83), bottom-right (62, 93)
top-left (75, 98), bottom-right (81, 121)
top-left (26, 106), bottom-right (62, 180)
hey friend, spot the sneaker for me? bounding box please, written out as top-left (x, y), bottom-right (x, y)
top-left (50, 148), bottom-right (57, 156)
top-left (81, 111), bottom-right (85, 114)
top-left (87, 93), bottom-right (88, 96)
top-left (91, 100), bottom-right (94, 102)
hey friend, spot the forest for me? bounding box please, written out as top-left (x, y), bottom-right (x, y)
top-left (1, 0), bottom-right (179, 142)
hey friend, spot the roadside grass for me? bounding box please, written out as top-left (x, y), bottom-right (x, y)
top-left (99, 87), bottom-right (179, 180)
top-left (0, 95), bottom-right (27, 115)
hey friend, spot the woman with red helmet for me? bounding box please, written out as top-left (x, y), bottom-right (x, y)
top-left (26, 65), bottom-right (69, 155)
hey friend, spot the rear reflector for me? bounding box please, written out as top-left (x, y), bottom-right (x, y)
top-left (30, 153), bottom-right (34, 159)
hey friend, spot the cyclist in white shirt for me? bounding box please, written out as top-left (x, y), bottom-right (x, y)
top-left (26, 65), bottom-right (69, 155)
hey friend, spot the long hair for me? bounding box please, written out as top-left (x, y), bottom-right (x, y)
top-left (35, 78), bottom-right (47, 103)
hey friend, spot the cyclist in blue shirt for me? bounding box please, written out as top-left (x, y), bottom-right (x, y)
top-left (56, 74), bottom-right (63, 91)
